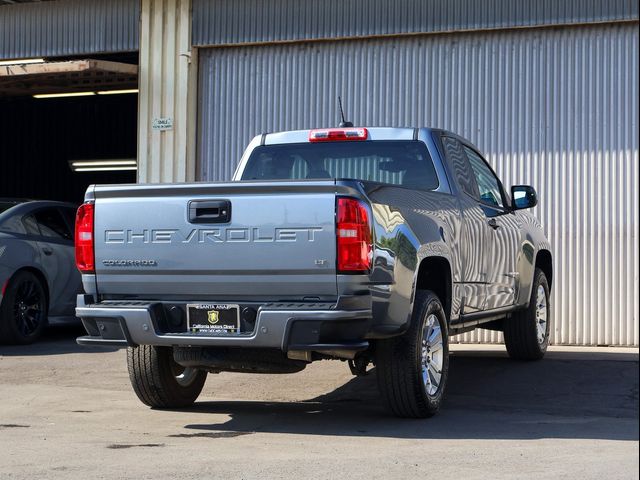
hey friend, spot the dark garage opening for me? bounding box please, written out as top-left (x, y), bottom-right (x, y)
top-left (0, 93), bottom-right (137, 204)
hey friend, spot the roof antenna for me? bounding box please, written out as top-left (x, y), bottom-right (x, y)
top-left (338, 96), bottom-right (353, 128)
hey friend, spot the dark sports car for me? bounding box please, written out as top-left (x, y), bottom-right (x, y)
top-left (0, 199), bottom-right (82, 344)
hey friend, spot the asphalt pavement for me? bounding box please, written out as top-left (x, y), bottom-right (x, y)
top-left (0, 323), bottom-right (638, 480)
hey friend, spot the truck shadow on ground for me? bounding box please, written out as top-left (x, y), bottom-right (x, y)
top-left (178, 351), bottom-right (639, 441)
top-left (0, 322), bottom-right (117, 356)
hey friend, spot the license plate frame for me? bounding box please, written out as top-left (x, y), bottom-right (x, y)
top-left (186, 303), bottom-right (240, 334)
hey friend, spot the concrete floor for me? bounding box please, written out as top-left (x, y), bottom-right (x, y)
top-left (0, 324), bottom-right (638, 480)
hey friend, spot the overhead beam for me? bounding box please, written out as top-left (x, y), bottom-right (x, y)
top-left (0, 59), bottom-right (138, 77)
top-left (0, 59), bottom-right (138, 96)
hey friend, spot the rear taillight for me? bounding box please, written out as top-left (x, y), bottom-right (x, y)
top-left (336, 197), bottom-right (372, 273)
top-left (75, 202), bottom-right (95, 273)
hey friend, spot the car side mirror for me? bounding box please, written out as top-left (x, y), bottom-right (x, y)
top-left (511, 185), bottom-right (538, 210)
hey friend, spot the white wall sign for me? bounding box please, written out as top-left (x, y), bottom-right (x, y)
top-left (152, 117), bottom-right (173, 131)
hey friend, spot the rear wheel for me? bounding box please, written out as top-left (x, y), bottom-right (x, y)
top-left (0, 271), bottom-right (47, 345)
top-left (126, 345), bottom-right (207, 408)
top-left (504, 268), bottom-right (550, 360)
top-left (375, 290), bottom-right (449, 418)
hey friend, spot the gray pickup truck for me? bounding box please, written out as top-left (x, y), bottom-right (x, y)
top-left (75, 127), bottom-right (552, 418)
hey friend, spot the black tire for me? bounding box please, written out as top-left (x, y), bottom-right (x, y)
top-left (375, 290), bottom-right (449, 418)
top-left (126, 345), bottom-right (207, 408)
top-left (0, 270), bottom-right (48, 345)
top-left (504, 268), bottom-right (550, 360)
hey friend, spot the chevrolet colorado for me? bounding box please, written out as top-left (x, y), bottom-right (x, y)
top-left (75, 127), bottom-right (552, 418)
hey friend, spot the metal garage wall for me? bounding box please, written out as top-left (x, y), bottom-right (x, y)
top-left (0, 0), bottom-right (139, 60)
top-left (193, 0), bottom-right (639, 46)
top-left (197, 23), bottom-right (639, 346)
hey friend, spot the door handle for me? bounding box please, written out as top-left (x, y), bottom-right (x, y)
top-left (487, 218), bottom-right (500, 230)
top-left (42, 247), bottom-right (53, 256)
top-left (188, 200), bottom-right (231, 224)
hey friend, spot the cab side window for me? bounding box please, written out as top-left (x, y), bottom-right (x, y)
top-left (33, 208), bottom-right (72, 240)
top-left (0, 215), bottom-right (27, 235)
top-left (463, 146), bottom-right (505, 209)
top-left (442, 136), bottom-right (479, 199)
top-left (22, 215), bottom-right (40, 236)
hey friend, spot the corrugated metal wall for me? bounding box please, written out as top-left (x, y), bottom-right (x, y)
top-left (0, 0), bottom-right (139, 60)
top-left (193, 0), bottom-right (639, 46)
top-left (196, 23), bottom-right (639, 346)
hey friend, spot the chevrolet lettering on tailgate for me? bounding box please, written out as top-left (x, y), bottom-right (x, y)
top-left (104, 227), bottom-right (323, 244)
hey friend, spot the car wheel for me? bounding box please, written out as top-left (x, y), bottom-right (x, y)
top-left (375, 290), bottom-right (449, 418)
top-left (126, 345), bottom-right (207, 408)
top-left (0, 271), bottom-right (48, 345)
top-left (504, 268), bottom-right (550, 360)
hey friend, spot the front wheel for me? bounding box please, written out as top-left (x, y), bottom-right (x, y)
top-left (503, 268), bottom-right (550, 360)
top-left (375, 290), bottom-right (449, 418)
top-left (126, 345), bottom-right (207, 408)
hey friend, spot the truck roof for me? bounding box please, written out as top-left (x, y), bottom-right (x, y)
top-left (263, 127), bottom-right (417, 145)
top-left (261, 126), bottom-right (470, 147)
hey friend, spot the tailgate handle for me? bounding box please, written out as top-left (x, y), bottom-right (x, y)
top-left (188, 200), bottom-right (231, 224)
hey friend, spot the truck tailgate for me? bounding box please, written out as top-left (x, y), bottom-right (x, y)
top-left (92, 181), bottom-right (338, 299)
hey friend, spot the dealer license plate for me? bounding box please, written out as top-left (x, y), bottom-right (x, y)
top-left (187, 304), bottom-right (240, 334)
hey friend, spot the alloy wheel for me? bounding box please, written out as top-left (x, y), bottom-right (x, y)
top-left (12, 279), bottom-right (44, 337)
top-left (421, 313), bottom-right (444, 396)
top-left (535, 284), bottom-right (548, 345)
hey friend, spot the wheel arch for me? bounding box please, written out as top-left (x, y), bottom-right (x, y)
top-left (415, 256), bottom-right (452, 322)
top-left (535, 249), bottom-right (553, 289)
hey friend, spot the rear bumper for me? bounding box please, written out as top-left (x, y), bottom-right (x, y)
top-left (75, 295), bottom-right (372, 357)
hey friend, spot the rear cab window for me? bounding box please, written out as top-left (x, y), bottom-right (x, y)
top-left (241, 140), bottom-right (440, 191)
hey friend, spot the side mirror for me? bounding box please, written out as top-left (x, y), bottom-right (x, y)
top-left (511, 185), bottom-right (538, 210)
